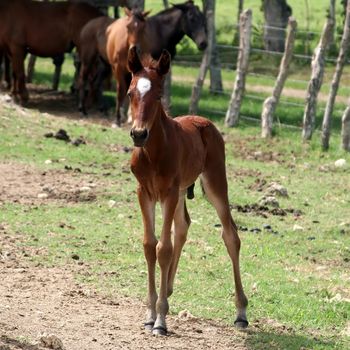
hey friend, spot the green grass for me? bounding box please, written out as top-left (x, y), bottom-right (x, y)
top-left (1, 92), bottom-right (349, 349)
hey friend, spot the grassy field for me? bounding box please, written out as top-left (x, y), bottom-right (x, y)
top-left (1, 86), bottom-right (350, 349)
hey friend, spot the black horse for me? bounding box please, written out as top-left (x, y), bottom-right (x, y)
top-left (146, 0), bottom-right (207, 59)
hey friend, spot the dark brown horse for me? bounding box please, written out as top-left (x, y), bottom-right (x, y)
top-left (126, 46), bottom-right (248, 336)
top-left (77, 1), bottom-right (207, 125)
top-left (77, 8), bottom-right (149, 118)
top-left (145, 1), bottom-right (207, 59)
top-left (0, 0), bottom-right (103, 102)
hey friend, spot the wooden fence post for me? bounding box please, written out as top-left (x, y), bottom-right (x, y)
top-left (225, 9), bottom-right (252, 127)
top-left (341, 105), bottom-right (350, 151)
top-left (188, 2), bottom-right (214, 115)
top-left (209, 31), bottom-right (223, 93)
top-left (302, 16), bottom-right (334, 141)
top-left (261, 17), bottom-right (297, 138)
top-left (321, 1), bottom-right (350, 150)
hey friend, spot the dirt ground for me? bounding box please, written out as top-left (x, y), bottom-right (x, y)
top-left (0, 223), bottom-right (250, 350)
top-left (0, 89), bottom-right (253, 350)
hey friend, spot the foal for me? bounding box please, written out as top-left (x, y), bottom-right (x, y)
top-left (127, 47), bottom-right (248, 336)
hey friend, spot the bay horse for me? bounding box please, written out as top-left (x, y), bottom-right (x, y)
top-left (77, 8), bottom-right (149, 117)
top-left (0, 0), bottom-right (103, 103)
top-left (126, 46), bottom-right (248, 336)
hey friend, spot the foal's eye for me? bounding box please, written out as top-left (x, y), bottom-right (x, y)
top-left (127, 91), bottom-right (131, 98)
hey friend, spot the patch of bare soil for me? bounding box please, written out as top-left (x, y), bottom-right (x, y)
top-left (23, 84), bottom-right (116, 127)
top-left (0, 221), bottom-right (251, 350)
top-left (0, 162), bottom-right (100, 205)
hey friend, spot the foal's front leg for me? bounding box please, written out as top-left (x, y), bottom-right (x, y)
top-left (153, 188), bottom-right (179, 336)
top-left (138, 188), bottom-right (157, 330)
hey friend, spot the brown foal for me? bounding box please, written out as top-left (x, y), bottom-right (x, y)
top-left (127, 46), bottom-right (248, 336)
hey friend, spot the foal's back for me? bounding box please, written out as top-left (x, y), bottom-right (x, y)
top-left (172, 115), bottom-right (226, 189)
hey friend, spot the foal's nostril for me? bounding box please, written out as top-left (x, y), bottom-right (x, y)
top-left (130, 128), bottom-right (149, 146)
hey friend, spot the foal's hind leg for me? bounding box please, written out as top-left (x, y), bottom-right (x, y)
top-left (200, 167), bottom-right (248, 328)
top-left (167, 192), bottom-right (191, 297)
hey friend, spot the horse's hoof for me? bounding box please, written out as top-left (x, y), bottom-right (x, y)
top-left (144, 321), bottom-right (154, 332)
top-left (152, 326), bottom-right (167, 336)
top-left (78, 106), bottom-right (87, 116)
top-left (20, 96), bottom-right (29, 105)
top-left (234, 318), bottom-right (249, 329)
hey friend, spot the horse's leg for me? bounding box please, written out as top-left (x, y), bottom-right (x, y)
top-left (4, 54), bottom-right (11, 90)
top-left (153, 188), bottom-right (178, 336)
top-left (167, 192), bottom-right (190, 297)
top-left (200, 148), bottom-right (248, 328)
top-left (121, 72), bottom-right (131, 123)
top-left (93, 59), bottom-right (111, 113)
top-left (26, 54), bottom-right (36, 83)
top-left (52, 54), bottom-right (65, 91)
top-left (114, 67), bottom-right (128, 126)
top-left (11, 47), bottom-right (28, 103)
top-left (138, 188), bottom-right (158, 331)
top-left (78, 51), bottom-right (96, 115)
top-left (78, 61), bottom-right (89, 115)
top-left (70, 52), bottom-right (81, 94)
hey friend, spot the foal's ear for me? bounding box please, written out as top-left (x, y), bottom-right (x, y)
top-left (127, 46), bottom-right (143, 74)
top-left (124, 7), bottom-right (132, 17)
top-left (156, 50), bottom-right (171, 76)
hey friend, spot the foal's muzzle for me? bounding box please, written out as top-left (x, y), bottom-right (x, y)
top-left (130, 127), bottom-right (149, 147)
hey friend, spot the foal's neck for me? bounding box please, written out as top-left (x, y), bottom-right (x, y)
top-left (143, 104), bottom-right (172, 159)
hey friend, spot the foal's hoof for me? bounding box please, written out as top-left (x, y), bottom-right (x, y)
top-left (234, 317), bottom-right (249, 329)
top-left (152, 326), bottom-right (167, 336)
top-left (144, 321), bottom-right (154, 332)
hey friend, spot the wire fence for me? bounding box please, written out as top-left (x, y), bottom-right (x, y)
top-left (172, 22), bottom-right (350, 129)
top-left (175, 18), bottom-right (350, 126)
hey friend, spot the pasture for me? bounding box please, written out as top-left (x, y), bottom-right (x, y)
top-left (0, 0), bottom-right (350, 349)
top-left (0, 83), bottom-right (349, 348)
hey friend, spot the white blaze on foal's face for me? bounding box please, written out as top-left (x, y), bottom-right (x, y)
top-left (137, 77), bottom-right (151, 98)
